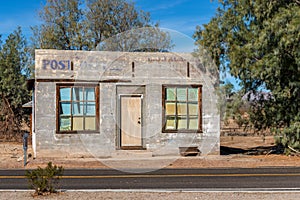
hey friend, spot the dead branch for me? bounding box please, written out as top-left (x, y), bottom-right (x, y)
top-left (288, 146), bottom-right (300, 154)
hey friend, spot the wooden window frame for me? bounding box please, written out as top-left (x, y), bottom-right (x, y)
top-left (56, 83), bottom-right (100, 134)
top-left (162, 84), bottom-right (202, 133)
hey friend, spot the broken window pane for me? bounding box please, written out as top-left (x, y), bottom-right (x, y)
top-left (58, 85), bottom-right (98, 132)
top-left (60, 102), bottom-right (71, 115)
top-left (72, 102), bottom-right (83, 115)
top-left (60, 116), bottom-right (71, 131)
top-left (72, 87), bottom-right (83, 101)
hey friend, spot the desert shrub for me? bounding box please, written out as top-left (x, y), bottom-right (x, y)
top-left (275, 122), bottom-right (300, 155)
top-left (25, 162), bottom-right (64, 195)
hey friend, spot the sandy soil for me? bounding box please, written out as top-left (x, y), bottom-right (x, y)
top-left (1, 191), bottom-right (300, 200)
top-left (1, 136), bottom-right (299, 169)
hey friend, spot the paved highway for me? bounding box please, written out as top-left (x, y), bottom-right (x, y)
top-left (1, 168), bottom-right (300, 190)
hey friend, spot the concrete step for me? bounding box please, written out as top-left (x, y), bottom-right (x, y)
top-left (111, 150), bottom-right (153, 158)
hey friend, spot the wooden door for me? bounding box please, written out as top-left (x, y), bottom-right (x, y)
top-left (120, 96), bottom-right (142, 149)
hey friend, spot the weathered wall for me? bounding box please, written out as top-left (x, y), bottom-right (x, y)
top-left (34, 50), bottom-right (220, 158)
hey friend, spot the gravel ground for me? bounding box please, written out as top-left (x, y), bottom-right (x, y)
top-left (1, 191), bottom-right (300, 200)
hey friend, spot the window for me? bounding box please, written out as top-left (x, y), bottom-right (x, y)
top-left (56, 84), bottom-right (99, 133)
top-left (162, 85), bottom-right (202, 133)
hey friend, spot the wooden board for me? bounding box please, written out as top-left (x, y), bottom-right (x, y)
top-left (120, 96), bottom-right (142, 147)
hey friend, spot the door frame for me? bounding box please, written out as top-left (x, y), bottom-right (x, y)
top-left (118, 94), bottom-right (145, 150)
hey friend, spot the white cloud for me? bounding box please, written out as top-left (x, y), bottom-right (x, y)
top-left (158, 16), bottom-right (211, 37)
top-left (146, 0), bottom-right (189, 12)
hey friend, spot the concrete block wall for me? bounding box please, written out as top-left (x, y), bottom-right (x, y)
top-left (34, 50), bottom-right (220, 158)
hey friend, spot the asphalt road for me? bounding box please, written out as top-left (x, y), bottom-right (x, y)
top-left (1, 168), bottom-right (300, 190)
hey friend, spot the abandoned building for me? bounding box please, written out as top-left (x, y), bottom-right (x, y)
top-left (30, 49), bottom-right (220, 158)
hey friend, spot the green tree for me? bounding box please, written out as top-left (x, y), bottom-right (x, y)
top-left (98, 26), bottom-right (173, 52)
top-left (0, 27), bottom-right (31, 138)
top-left (195, 0), bottom-right (300, 153)
top-left (32, 0), bottom-right (87, 50)
top-left (33, 0), bottom-right (172, 51)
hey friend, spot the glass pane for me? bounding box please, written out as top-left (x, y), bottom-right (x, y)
top-left (60, 102), bottom-right (71, 115)
top-left (166, 88), bottom-right (175, 100)
top-left (85, 102), bottom-right (96, 115)
top-left (85, 88), bottom-right (95, 101)
top-left (177, 103), bottom-right (187, 115)
top-left (72, 102), bottom-right (84, 115)
top-left (166, 103), bottom-right (176, 115)
top-left (166, 117), bottom-right (176, 130)
top-left (177, 88), bottom-right (187, 101)
top-left (60, 88), bottom-right (71, 101)
top-left (60, 116), bottom-right (71, 131)
top-left (188, 88), bottom-right (198, 101)
top-left (189, 118), bottom-right (198, 130)
top-left (188, 103), bottom-right (198, 115)
top-left (85, 116), bottom-right (96, 130)
top-left (178, 117), bottom-right (187, 129)
top-left (72, 87), bottom-right (83, 101)
top-left (73, 116), bottom-right (84, 131)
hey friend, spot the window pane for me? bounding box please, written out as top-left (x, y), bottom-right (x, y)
top-left (188, 88), bottom-right (198, 101)
top-left (177, 88), bottom-right (187, 101)
top-left (72, 87), bottom-right (83, 101)
top-left (177, 103), bottom-right (187, 115)
top-left (188, 103), bottom-right (198, 115)
top-left (60, 102), bottom-right (71, 115)
top-left (166, 103), bottom-right (176, 115)
top-left (60, 88), bottom-right (71, 100)
top-left (85, 88), bottom-right (95, 101)
top-left (85, 116), bottom-right (96, 130)
top-left (60, 116), bottom-right (71, 131)
top-left (72, 102), bottom-right (84, 115)
top-left (73, 116), bottom-right (84, 130)
top-left (166, 117), bottom-right (176, 130)
top-left (178, 117), bottom-right (187, 129)
top-left (166, 88), bottom-right (175, 100)
top-left (85, 102), bottom-right (96, 115)
top-left (189, 118), bottom-right (198, 130)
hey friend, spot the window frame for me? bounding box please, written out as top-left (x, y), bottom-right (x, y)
top-left (162, 84), bottom-right (202, 133)
top-left (56, 83), bottom-right (100, 134)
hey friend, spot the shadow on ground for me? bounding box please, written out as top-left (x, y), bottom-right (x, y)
top-left (220, 145), bottom-right (284, 155)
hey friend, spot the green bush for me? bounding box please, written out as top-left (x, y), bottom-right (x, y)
top-left (275, 122), bottom-right (300, 155)
top-left (25, 162), bottom-right (64, 195)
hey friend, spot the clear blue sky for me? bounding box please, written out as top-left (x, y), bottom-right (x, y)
top-left (0, 0), bottom-right (218, 41)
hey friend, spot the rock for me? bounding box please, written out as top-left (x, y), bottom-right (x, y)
top-left (17, 156), bottom-right (23, 162)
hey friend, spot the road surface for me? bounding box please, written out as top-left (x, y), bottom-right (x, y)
top-left (1, 168), bottom-right (300, 191)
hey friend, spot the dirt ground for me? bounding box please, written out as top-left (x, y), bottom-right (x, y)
top-left (1, 136), bottom-right (300, 169)
top-left (1, 191), bottom-right (300, 200)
